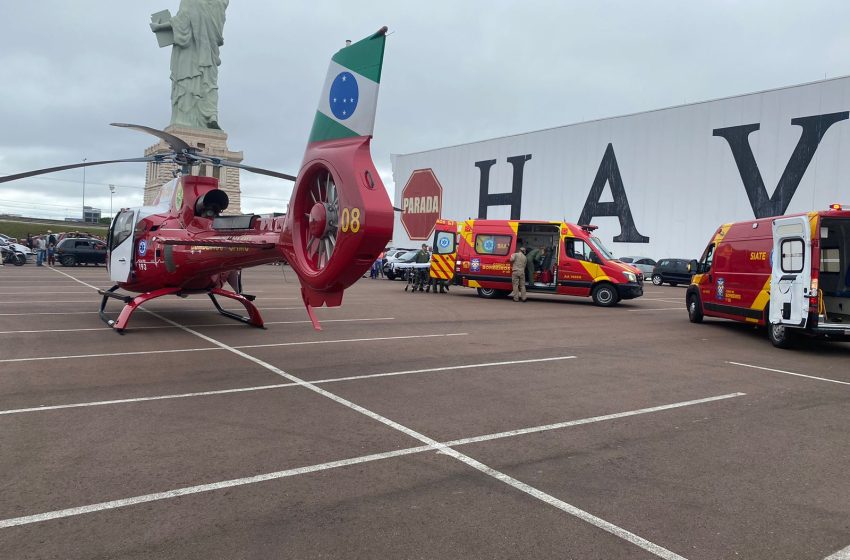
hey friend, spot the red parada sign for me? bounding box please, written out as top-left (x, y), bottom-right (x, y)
top-left (400, 168), bottom-right (443, 240)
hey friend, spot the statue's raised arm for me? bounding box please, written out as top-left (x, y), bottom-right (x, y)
top-left (151, 0), bottom-right (229, 130)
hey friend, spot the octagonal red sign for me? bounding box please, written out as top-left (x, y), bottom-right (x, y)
top-left (400, 168), bottom-right (443, 240)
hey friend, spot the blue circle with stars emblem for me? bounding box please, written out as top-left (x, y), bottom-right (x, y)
top-left (439, 236), bottom-right (450, 249)
top-left (138, 240), bottom-right (147, 256)
top-left (483, 239), bottom-right (495, 252)
top-left (329, 72), bottom-right (358, 120)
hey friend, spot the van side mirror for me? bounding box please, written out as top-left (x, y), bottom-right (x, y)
top-left (688, 259), bottom-right (699, 274)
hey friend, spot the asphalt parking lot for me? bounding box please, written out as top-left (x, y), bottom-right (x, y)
top-left (1, 264), bottom-right (850, 559)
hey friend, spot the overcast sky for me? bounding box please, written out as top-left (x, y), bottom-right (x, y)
top-left (2, 1), bottom-right (849, 221)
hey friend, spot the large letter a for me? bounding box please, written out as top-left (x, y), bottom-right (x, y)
top-left (578, 144), bottom-right (649, 243)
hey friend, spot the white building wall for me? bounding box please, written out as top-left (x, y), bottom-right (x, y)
top-left (391, 76), bottom-right (850, 259)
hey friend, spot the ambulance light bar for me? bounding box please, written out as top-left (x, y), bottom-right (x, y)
top-left (829, 203), bottom-right (844, 210)
top-left (579, 224), bottom-right (598, 232)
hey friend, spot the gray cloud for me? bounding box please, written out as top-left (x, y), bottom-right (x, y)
top-left (2, 0), bottom-right (849, 218)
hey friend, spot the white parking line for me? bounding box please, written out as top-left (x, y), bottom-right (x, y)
top-left (0, 297), bottom-right (298, 305)
top-left (444, 392), bottom-right (745, 446)
top-left (727, 361), bottom-right (850, 387)
top-left (0, 390), bottom-right (744, 556)
top-left (0, 356), bottom-right (577, 415)
top-left (0, 291), bottom-right (95, 295)
top-left (825, 544), bottom-right (850, 559)
top-left (0, 317), bottom-right (396, 335)
top-left (628, 307), bottom-right (682, 312)
top-left (0, 333), bottom-right (469, 364)
top-left (0, 305), bottom-right (359, 317)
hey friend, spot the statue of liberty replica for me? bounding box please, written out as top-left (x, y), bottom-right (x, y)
top-left (144, 0), bottom-right (244, 212)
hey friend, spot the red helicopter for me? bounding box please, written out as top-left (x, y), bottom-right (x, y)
top-left (0, 27), bottom-right (393, 333)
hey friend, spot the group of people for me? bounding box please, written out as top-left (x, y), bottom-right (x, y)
top-left (509, 242), bottom-right (554, 302)
top-left (407, 243), bottom-right (449, 294)
top-left (27, 231), bottom-right (58, 267)
top-left (370, 251), bottom-right (385, 279)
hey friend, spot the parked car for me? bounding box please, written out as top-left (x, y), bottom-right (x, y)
top-left (55, 237), bottom-right (107, 266)
top-left (384, 250), bottom-right (420, 280)
top-left (0, 235), bottom-right (34, 263)
top-left (618, 256), bottom-right (656, 277)
top-left (650, 258), bottom-right (694, 286)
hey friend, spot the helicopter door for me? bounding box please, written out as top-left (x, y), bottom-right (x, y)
top-left (108, 209), bottom-right (137, 282)
top-left (770, 215), bottom-right (812, 328)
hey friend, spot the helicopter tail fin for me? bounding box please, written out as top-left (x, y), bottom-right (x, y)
top-left (307, 26), bottom-right (388, 145)
top-left (281, 27), bottom-right (393, 324)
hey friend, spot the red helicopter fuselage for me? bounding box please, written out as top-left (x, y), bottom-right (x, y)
top-left (115, 176), bottom-right (285, 294)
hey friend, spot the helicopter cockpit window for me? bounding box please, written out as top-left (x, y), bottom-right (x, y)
top-left (110, 210), bottom-right (135, 251)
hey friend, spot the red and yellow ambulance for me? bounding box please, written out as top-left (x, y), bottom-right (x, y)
top-left (430, 219), bottom-right (643, 306)
top-left (686, 204), bottom-right (850, 347)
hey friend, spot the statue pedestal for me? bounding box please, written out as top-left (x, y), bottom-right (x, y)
top-left (143, 126), bottom-right (244, 214)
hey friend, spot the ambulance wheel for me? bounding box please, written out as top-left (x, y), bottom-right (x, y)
top-left (476, 287), bottom-right (500, 299)
top-left (768, 322), bottom-right (794, 349)
top-left (591, 283), bottom-right (619, 307)
top-left (651, 274), bottom-right (663, 286)
top-left (687, 293), bottom-right (703, 323)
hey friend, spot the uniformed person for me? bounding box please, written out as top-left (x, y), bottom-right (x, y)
top-left (526, 246), bottom-right (543, 284)
top-left (412, 243), bottom-right (430, 292)
top-left (510, 246), bottom-right (527, 302)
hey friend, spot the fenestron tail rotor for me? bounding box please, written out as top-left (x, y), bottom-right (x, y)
top-left (303, 168), bottom-right (339, 271)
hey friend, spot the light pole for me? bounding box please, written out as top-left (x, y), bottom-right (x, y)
top-left (82, 158), bottom-right (87, 223)
top-left (109, 184), bottom-right (116, 219)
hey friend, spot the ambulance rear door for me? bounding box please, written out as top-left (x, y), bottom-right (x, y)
top-left (770, 215), bottom-right (812, 327)
top-left (430, 222), bottom-right (458, 282)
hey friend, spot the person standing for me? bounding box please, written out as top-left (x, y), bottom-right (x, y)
top-left (35, 235), bottom-right (46, 267)
top-left (412, 243), bottom-right (430, 293)
top-left (510, 246), bottom-right (528, 302)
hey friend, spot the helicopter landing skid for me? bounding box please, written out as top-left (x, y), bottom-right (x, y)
top-left (97, 286), bottom-right (265, 333)
top-left (208, 288), bottom-right (265, 328)
top-left (98, 286), bottom-right (181, 333)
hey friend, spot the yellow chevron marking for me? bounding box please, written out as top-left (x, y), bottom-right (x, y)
top-left (578, 261), bottom-right (611, 282)
top-left (713, 223), bottom-right (732, 244)
top-left (750, 277), bottom-right (771, 313)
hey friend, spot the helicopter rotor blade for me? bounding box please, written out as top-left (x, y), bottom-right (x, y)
top-left (0, 156), bottom-right (160, 184)
top-left (214, 159), bottom-right (297, 182)
top-left (110, 123), bottom-right (195, 154)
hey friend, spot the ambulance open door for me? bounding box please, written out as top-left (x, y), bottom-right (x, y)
top-left (430, 221), bottom-right (458, 282)
top-left (770, 215), bottom-right (812, 327)
top-left (108, 209), bottom-right (137, 283)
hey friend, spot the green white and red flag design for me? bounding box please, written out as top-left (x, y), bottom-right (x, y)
top-left (308, 28), bottom-right (387, 144)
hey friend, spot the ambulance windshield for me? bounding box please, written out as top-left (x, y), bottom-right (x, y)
top-left (588, 236), bottom-right (614, 260)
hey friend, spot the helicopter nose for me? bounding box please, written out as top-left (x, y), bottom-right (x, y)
top-left (308, 202), bottom-right (328, 238)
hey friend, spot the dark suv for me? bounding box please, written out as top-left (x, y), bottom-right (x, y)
top-left (650, 258), bottom-right (693, 286)
top-left (56, 237), bottom-right (107, 266)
